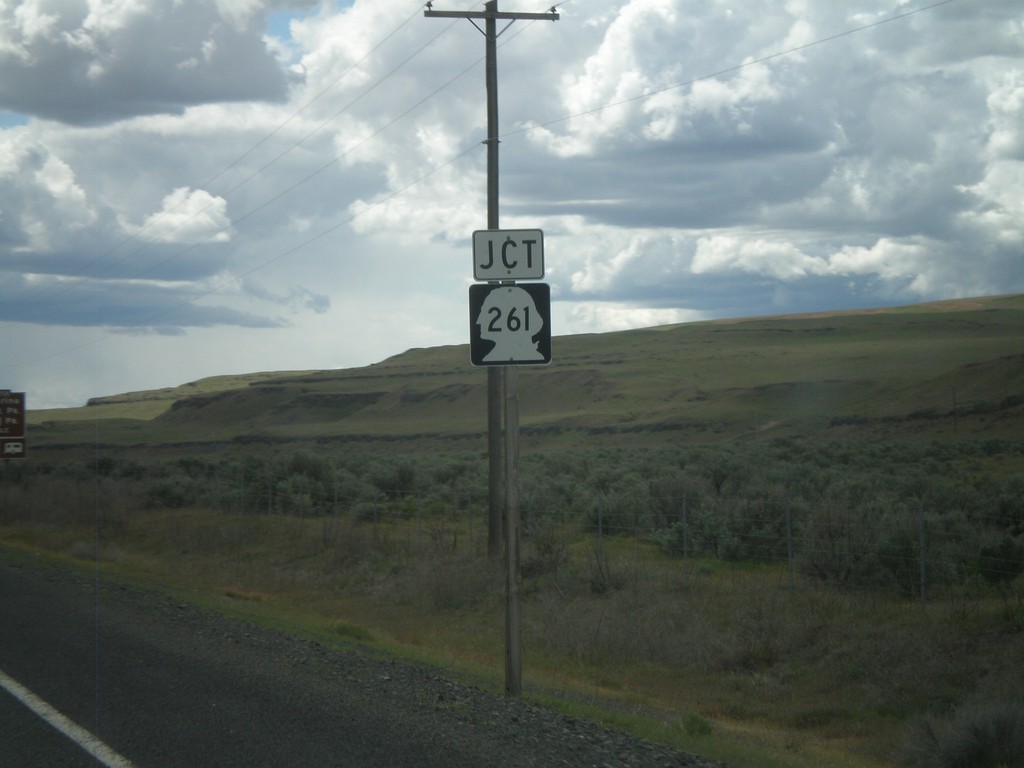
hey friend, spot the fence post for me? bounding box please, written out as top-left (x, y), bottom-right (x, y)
top-left (416, 492), bottom-right (422, 546)
top-left (786, 499), bottom-right (794, 590)
top-left (682, 495), bottom-right (689, 582)
top-left (919, 501), bottom-right (927, 607)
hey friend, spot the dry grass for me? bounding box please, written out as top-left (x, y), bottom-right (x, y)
top-left (3, 505), bottom-right (1022, 768)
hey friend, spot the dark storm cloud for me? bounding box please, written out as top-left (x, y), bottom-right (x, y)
top-left (0, 0), bottom-right (291, 126)
top-left (0, 271), bottom-right (285, 329)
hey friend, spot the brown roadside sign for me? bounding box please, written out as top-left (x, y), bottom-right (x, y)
top-left (0, 391), bottom-right (25, 438)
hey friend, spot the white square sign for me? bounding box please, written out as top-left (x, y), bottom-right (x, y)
top-left (472, 229), bottom-right (544, 281)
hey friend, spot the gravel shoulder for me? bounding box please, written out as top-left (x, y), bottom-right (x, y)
top-left (1, 549), bottom-right (728, 767)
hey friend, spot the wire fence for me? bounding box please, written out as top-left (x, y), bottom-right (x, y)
top-left (2, 458), bottom-right (1022, 604)
top-left (560, 494), bottom-right (1017, 602)
top-left (167, 473), bottom-right (1024, 602)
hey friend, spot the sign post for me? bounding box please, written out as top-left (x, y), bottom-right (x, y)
top-left (470, 275), bottom-right (550, 702)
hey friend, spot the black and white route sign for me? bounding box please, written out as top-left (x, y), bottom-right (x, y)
top-left (473, 229), bottom-right (544, 281)
top-left (469, 283), bottom-right (551, 366)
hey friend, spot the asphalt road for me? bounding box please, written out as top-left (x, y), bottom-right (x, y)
top-left (0, 550), bottom-right (722, 768)
top-left (0, 554), bottom-right (496, 767)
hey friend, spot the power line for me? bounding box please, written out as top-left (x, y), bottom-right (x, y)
top-left (70, 48), bottom-right (493, 305)
top-left (197, 2), bottom-right (429, 194)
top-left (114, 1), bottom-right (488, 254)
top-left (6, 142), bottom-right (482, 369)
top-left (0, 2), bottom-right (481, 329)
top-left (4, 3), bottom-right (531, 333)
top-left (4, 0), bottom-right (965, 369)
top-left (119, 0), bottom-right (968, 292)
top-left (0, 2), bottom-right (444, 318)
top-left (506, 0), bottom-right (962, 141)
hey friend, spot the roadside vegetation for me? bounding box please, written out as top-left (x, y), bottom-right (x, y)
top-left (3, 438), bottom-right (1023, 768)
top-left (8, 297), bottom-right (1024, 766)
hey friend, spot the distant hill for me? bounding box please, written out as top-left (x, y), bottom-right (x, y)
top-left (27, 294), bottom-right (1024, 455)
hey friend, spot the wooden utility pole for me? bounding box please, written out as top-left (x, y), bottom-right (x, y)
top-left (425, 0), bottom-right (558, 698)
top-left (484, 1), bottom-right (504, 565)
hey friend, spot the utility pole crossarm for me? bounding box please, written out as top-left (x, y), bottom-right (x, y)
top-left (424, 10), bottom-right (559, 21)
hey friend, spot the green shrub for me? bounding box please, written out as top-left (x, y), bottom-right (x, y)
top-left (145, 478), bottom-right (194, 509)
top-left (977, 535), bottom-right (1024, 585)
top-left (797, 495), bottom-right (889, 588)
top-left (905, 701), bottom-right (1024, 767)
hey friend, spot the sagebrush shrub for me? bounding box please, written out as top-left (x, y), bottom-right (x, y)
top-left (905, 702), bottom-right (1024, 768)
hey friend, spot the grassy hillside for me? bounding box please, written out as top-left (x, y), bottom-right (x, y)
top-left (27, 294), bottom-right (1024, 453)
top-left (7, 294), bottom-right (1024, 768)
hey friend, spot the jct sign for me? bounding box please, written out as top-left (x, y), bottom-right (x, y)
top-left (469, 283), bottom-right (551, 366)
top-left (473, 229), bottom-right (544, 281)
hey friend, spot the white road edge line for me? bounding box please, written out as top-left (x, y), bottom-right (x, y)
top-left (0, 667), bottom-right (136, 768)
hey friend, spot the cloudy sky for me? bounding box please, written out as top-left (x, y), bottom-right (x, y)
top-left (1, 0), bottom-right (1021, 408)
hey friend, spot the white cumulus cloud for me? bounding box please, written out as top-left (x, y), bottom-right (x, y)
top-left (693, 236), bottom-right (827, 280)
top-left (126, 187), bottom-right (233, 245)
top-left (1, 0), bottom-right (1022, 407)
